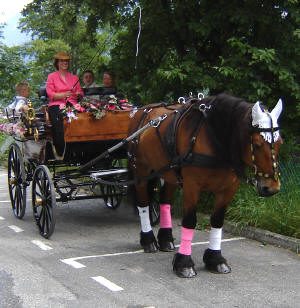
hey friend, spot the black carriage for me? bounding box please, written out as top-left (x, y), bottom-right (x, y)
top-left (7, 89), bottom-right (160, 239)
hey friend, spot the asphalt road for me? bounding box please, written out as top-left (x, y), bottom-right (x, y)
top-left (0, 167), bottom-right (299, 308)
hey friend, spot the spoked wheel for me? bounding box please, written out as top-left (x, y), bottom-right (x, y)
top-left (101, 184), bottom-right (123, 209)
top-left (32, 165), bottom-right (56, 239)
top-left (148, 178), bottom-right (164, 226)
top-left (8, 143), bottom-right (27, 219)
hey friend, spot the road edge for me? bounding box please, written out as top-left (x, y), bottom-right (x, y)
top-left (223, 220), bottom-right (300, 254)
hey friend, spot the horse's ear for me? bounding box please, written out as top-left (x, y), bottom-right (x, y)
top-left (270, 99), bottom-right (283, 121)
top-left (252, 101), bottom-right (264, 126)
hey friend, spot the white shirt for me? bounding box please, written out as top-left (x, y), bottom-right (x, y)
top-left (6, 96), bottom-right (28, 115)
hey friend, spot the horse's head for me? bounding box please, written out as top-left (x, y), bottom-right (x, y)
top-left (245, 99), bottom-right (283, 197)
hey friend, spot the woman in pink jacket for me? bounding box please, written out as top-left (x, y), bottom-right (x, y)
top-left (46, 52), bottom-right (83, 157)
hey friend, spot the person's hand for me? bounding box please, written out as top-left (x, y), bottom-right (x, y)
top-left (21, 105), bottom-right (29, 113)
top-left (76, 92), bottom-right (83, 100)
top-left (65, 91), bottom-right (72, 98)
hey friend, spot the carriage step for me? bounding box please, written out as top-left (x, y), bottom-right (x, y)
top-left (90, 168), bottom-right (129, 178)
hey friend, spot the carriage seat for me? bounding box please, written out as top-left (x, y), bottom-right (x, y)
top-left (37, 89), bottom-right (48, 103)
top-left (83, 87), bottom-right (117, 96)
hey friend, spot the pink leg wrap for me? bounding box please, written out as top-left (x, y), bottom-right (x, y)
top-left (160, 204), bottom-right (172, 228)
top-left (178, 227), bottom-right (194, 255)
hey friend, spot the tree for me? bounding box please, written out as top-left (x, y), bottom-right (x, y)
top-left (19, 0), bottom-right (113, 79)
top-left (0, 45), bottom-right (29, 107)
top-left (77, 0), bottom-right (300, 137)
top-left (16, 0), bottom-right (300, 140)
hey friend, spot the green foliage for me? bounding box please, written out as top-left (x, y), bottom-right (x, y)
top-left (0, 45), bottom-right (29, 106)
top-left (76, 0), bottom-right (300, 139)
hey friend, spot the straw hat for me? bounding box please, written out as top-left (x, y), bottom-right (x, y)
top-left (53, 52), bottom-right (71, 60)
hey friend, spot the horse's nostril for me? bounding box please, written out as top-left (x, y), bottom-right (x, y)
top-left (262, 186), bottom-right (269, 194)
top-left (258, 185), bottom-right (279, 197)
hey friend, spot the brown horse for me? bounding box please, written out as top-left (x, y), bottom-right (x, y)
top-left (127, 93), bottom-right (283, 278)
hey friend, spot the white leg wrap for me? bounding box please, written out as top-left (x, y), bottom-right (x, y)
top-left (137, 206), bottom-right (152, 233)
top-left (208, 227), bottom-right (222, 251)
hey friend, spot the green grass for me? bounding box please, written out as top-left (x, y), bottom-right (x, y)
top-left (227, 180), bottom-right (300, 239)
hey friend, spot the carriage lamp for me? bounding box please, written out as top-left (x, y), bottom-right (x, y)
top-left (9, 178), bottom-right (16, 185)
top-left (34, 127), bottom-right (39, 142)
top-left (26, 101), bottom-right (36, 135)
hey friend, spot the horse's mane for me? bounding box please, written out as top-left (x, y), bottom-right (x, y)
top-left (185, 93), bottom-right (253, 177)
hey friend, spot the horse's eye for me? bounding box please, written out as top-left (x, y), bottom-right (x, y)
top-left (253, 144), bottom-right (260, 150)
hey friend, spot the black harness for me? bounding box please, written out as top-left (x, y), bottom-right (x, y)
top-left (130, 97), bottom-right (228, 186)
top-left (155, 97), bottom-right (228, 184)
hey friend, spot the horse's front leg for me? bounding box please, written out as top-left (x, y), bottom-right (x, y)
top-left (203, 191), bottom-right (236, 274)
top-left (136, 180), bottom-right (158, 253)
top-left (172, 182), bottom-right (199, 278)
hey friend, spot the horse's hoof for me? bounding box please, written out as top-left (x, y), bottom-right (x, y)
top-left (143, 242), bottom-right (158, 253)
top-left (206, 262), bottom-right (231, 274)
top-left (140, 230), bottom-right (158, 253)
top-left (159, 240), bottom-right (175, 252)
top-left (174, 266), bottom-right (197, 278)
top-left (172, 253), bottom-right (196, 278)
top-left (157, 228), bottom-right (175, 252)
top-left (203, 248), bottom-right (231, 274)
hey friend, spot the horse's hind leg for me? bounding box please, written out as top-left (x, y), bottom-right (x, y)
top-left (157, 182), bottom-right (176, 252)
top-left (203, 192), bottom-right (233, 274)
top-left (136, 180), bottom-right (158, 253)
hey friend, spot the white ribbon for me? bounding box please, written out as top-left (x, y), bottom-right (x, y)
top-left (66, 111), bottom-right (78, 123)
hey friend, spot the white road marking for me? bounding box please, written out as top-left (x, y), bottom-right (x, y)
top-left (8, 225), bottom-right (24, 232)
top-left (61, 237), bottom-right (245, 269)
top-left (31, 240), bottom-right (53, 251)
top-left (61, 249), bottom-right (144, 269)
top-left (91, 276), bottom-right (123, 291)
top-left (189, 237), bottom-right (245, 247)
top-left (0, 216), bottom-right (5, 220)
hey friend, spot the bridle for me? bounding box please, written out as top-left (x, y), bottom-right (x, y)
top-left (250, 113), bottom-right (280, 182)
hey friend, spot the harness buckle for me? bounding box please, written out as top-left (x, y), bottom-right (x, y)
top-left (198, 103), bottom-right (211, 116)
top-left (178, 97), bottom-right (186, 104)
top-left (151, 114), bottom-right (168, 128)
top-left (198, 92), bottom-right (205, 100)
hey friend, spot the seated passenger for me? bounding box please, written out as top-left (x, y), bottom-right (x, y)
top-left (102, 71), bottom-right (117, 95)
top-left (6, 82), bottom-right (30, 117)
top-left (82, 70), bottom-right (99, 88)
top-left (46, 52), bottom-right (84, 157)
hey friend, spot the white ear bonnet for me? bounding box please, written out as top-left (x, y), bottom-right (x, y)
top-left (252, 99), bottom-right (283, 143)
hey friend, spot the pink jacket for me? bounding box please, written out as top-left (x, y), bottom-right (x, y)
top-left (46, 71), bottom-right (84, 107)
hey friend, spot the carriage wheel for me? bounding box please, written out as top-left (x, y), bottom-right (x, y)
top-left (148, 178), bottom-right (164, 226)
top-left (32, 165), bottom-right (56, 239)
top-left (101, 184), bottom-right (123, 209)
top-left (8, 143), bottom-right (26, 218)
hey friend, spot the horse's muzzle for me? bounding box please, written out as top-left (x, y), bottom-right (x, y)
top-left (257, 178), bottom-right (280, 197)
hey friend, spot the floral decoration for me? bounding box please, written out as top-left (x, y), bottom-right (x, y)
top-left (60, 95), bottom-right (133, 122)
top-left (0, 121), bottom-right (27, 139)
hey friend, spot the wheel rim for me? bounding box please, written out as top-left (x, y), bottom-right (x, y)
top-left (8, 144), bottom-right (26, 218)
top-left (32, 165), bottom-right (56, 238)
